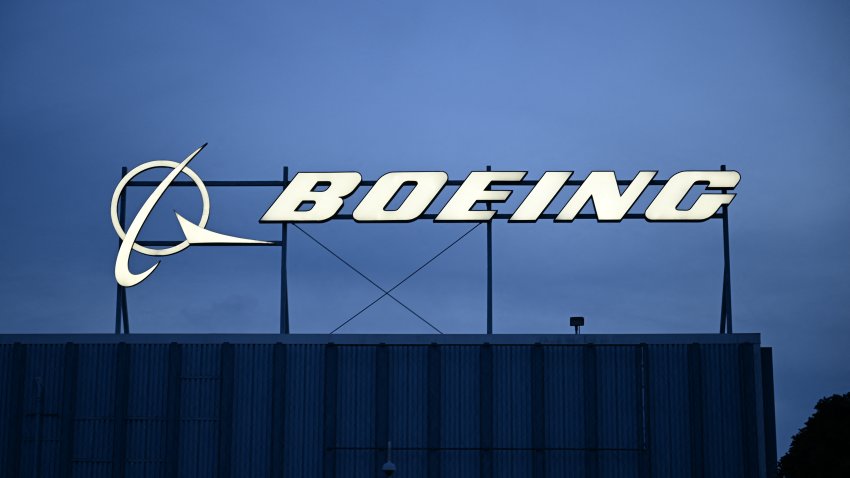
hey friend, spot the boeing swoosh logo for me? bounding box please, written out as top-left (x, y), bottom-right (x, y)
top-left (111, 144), bottom-right (269, 287)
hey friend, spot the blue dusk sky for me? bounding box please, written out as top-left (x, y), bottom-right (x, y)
top-left (1, 0), bottom-right (848, 455)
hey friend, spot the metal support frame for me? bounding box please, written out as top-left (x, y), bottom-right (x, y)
top-left (486, 165), bottom-right (493, 335)
top-left (281, 168), bottom-right (290, 334)
top-left (720, 165), bottom-right (734, 334)
top-left (115, 167), bottom-right (129, 334)
top-left (115, 166), bottom-right (734, 335)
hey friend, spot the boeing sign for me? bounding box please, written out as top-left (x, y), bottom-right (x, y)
top-left (112, 144), bottom-right (740, 287)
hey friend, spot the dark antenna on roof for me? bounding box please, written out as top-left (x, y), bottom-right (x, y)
top-left (382, 441), bottom-right (396, 477)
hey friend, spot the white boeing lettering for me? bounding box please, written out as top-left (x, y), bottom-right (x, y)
top-left (260, 172), bottom-right (361, 222)
top-left (354, 172), bottom-right (447, 222)
top-left (111, 144), bottom-right (741, 286)
top-left (557, 171), bottom-right (657, 222)
top-left (645, 171), bottom-right (739, 221)
top-left (510, 171), bottom-right (572, 222)
top-left (436, 171), bottom-right (527, 221)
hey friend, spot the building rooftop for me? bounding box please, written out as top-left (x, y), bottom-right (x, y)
top-left (0, 332), bottom-right (761, 345)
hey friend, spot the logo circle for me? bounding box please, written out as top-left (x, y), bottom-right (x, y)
top-left (110, 160), bottom-right (210, 256)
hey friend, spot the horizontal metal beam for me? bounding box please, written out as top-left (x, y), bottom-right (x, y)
top-left (135, 210), bottom-right (720, 247)
top-left (128, 180), bottom-right (287, 187)
top-left (135, 210), bottom-right (722, 248)
top-left (328, 213), bottom-right (723, 221)
top-left (0, 333), bottom-right (763, 345)
top-left (136, 240), bottom-right (283, 247)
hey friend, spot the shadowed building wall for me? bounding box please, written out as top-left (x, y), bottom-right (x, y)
top-left (0, 334), bottom-right (776, 478)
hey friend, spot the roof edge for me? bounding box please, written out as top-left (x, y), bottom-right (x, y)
top-left (0, 333), bottom-right (761, 345)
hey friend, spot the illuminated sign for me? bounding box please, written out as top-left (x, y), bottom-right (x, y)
top-left (112, 145), bottom-right (740, 287)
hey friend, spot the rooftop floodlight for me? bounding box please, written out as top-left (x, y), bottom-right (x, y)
top-left (570, 316), bottom-right (585, 335)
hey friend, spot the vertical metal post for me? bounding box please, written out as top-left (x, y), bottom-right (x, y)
top-left (720, 164), bottom-right (733, 334)
top-left (121, 288), bottom-right (129, 334)
top-left (114, 283), bottom-right (122, 334)
top-left (281, 167), bottom-right (290, 334)
top-left (486, 165), bottom-right (493, 334)
top-left (115, 166), bottom-right (128, 334)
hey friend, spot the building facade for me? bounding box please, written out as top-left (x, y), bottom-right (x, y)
top-left (0, 334), bottom-right (776, 477)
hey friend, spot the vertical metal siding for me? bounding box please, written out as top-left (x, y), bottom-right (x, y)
top-left (388, 346), bottom-right (428, 478)
top-left (270, 342), bottom-right (286, 478)
top-left (335, 346), bottom-right (376, 477)
top-left (596, 346), bottom-right (641, 478)
top-left (492, 346), bottom-right (532, 478)
top-left (164, 342), bottom-right (182, 478)
top-left (0, 344), bottom-right (23, 476)
top-left (125, 344), bottom-right (168, 478)
top-left (179, 344), bottom-right (221, 477)
top-left (0, 338), bottom-right (773, 478)
top-left (440, 346), bottom-right (480, 476)
top-left (760, 348), bottom-right (777, 478)
top-left (596, 347), bottom-right (640, 450)
top-left (59, 343), bottom-right (79, 478)
top-left (74, 344), bottom-right (118, 478)
top-left (231, 344), bottom-right (273, 477)
top-left (647, 344), bottom-right (691, 478)
top-left (702, 344), bottom-right (745, 478)
top-left (284, 344), bottom-right (324, 477)
top-left (20, 344), bottom-right (65, 478)
top-left (543, 345), bottom-right (585, 476)
top-left (427, 343), bottom-right (441, 478)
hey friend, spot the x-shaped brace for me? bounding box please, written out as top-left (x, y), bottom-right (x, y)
top-left (291, 223), bottom-right (481, 334)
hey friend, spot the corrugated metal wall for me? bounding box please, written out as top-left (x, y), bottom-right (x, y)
top-left (0, 337), bottom-right (775, 478)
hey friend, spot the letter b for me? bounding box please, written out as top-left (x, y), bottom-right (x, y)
top-left (261, 172), bottom-right (361, 222)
